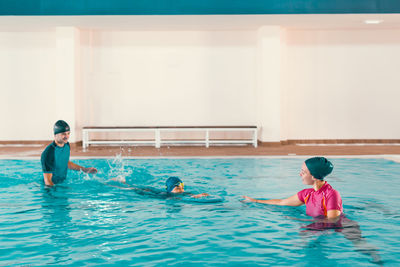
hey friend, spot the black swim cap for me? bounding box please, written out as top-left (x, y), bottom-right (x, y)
top-left (54, 120), bottom-right (70, 135)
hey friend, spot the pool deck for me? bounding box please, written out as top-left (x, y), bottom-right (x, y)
top-left (1, 143), bottom-right (400, 158)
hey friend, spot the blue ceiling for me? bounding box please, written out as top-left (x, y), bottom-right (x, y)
top-left (1, 0), bottom-right (400, 16)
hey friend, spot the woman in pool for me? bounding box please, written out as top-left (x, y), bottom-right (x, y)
top-left (242, 157), bottom-right (342, 220)
top-left (242, 157), bottom-right (382, 263)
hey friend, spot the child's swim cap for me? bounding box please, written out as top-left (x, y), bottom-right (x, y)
top-left (54, 120), bottom-right (70, 135)
top-left (305, 157), bottom-right (333, 180)
top-left (166, 176), bottom-right (183, 193)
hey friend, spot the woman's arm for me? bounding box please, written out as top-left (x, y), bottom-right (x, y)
top-left (327, 209), bottom-right (341, 219)
top-left (242, 194), bottom-right (303, 207)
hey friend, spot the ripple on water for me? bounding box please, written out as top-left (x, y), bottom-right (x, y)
top-left (0, 158), bottom-right (399, 265)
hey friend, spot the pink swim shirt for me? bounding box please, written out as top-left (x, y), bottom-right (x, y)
top-left (297, 182), bottom-right (343, 218)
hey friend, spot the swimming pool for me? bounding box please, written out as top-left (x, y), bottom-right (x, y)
top-left (0, 157), bottom-right (399, 266)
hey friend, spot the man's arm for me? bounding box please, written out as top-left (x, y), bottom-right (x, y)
top-left (242, 194), bottom-right (304, 207)
top-left (68, 161), bottom-right (97, 174)
top-left (43, 173), bottom-right (54, 186)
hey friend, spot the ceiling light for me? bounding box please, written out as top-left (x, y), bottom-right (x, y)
top-left (364, 20), bottom-right (383, 24)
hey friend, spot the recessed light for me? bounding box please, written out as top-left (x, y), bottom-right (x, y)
top-left (364, 20), bottom-right (383, 24)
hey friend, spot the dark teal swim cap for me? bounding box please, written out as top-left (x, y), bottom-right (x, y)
top-left (305, 157), bottom-right (333, 180)
top-left (54, 120), bottom-right (70, 135)
top-left (166, 176), bottom-right (183, 193)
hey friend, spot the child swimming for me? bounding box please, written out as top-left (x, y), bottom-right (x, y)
top-left (111, 176), bottom-right (209, 199)
top-left (165, 176), bottom-right (209, 198)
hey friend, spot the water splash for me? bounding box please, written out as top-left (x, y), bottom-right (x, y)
top-left (106, 153), bottom-right (133, 182)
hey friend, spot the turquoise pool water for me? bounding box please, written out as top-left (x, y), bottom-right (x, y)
top-left (0, 157), bottom-right (399, 266)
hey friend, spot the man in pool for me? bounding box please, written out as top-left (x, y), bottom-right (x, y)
top-left (41, 120), bottom-right (97, 186)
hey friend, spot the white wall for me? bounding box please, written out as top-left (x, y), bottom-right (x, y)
top-left (0, 31), bottom-right (58, 141)
top-left (284, 29), bottom-right (400, 139)
top-left (80, 30), bottom-right (257, 127)
top-left (256, 26), bottom-right (285, 142)
top-left (1, 26), bottom-right (400, 142)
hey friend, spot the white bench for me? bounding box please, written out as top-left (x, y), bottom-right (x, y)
top-left (82, 126), bottom-right (258, 149)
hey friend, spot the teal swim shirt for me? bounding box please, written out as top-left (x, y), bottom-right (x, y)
top-left (41, 141), bottom-right (70, 184)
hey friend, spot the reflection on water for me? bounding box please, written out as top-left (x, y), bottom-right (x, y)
top-left (0, 158), bottom-right (398, 266)
top-left (41, 186), bottom-right (73, 265)
top-left (300, 215), bottom-right (382, 265)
